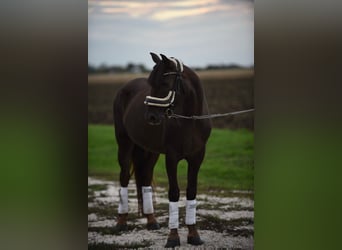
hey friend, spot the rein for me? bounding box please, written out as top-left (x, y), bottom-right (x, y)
top-left (166, 108), bottom-right (255, 120)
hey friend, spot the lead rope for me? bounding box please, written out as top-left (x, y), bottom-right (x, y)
top-left (168, 108), bottom-right (254, 120)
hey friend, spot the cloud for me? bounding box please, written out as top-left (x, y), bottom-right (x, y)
top-left (151, 5), bottom-right (234, 21)
top-left (89, 0), bottom-right (242, 21)
top-left (161, 0), bottom-right (219, 8)
top-left (89, 0), bottom-right (218, 8)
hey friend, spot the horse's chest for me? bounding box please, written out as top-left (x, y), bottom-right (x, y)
top-left (124, 117), bottom-right (199, 155)
top-left (124, 113), bottom-right (166, 153)
top-left (164, 127), bottom-right (204, 156)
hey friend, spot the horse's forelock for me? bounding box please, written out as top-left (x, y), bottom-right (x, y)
top-left (148, 57), bottom-right (186, 89)
top-left (148, 61), bottom-right (164, 88)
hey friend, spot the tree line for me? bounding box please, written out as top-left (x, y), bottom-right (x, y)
top-left (88, 63), bottom-right (253, 74)
top-left (88, 63), bottom-right (149, 74)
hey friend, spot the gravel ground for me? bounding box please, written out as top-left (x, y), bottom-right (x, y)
top-left (88, 177), bottom-right (254, 249)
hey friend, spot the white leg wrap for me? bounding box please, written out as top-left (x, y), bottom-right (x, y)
top-left (118, 187), bottom-right (128, 214)
top-left (168, 201), bottom-right (179, 229)
top-left (185, 199), bottom-right (197, 225)
top-left (142, 186), bottom-right (154, 214)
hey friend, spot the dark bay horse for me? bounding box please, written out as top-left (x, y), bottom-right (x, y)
top-left (113, 53), bottom-right (211, 247)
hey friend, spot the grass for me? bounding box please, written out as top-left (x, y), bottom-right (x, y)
top-left (88, 124), bottom-right (253, 191)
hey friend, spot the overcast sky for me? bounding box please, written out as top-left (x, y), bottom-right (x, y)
top-left (88, 0), bottom-right (254, 69)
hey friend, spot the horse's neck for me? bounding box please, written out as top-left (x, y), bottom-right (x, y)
top-left (185, 70), bottom-right (206, 115)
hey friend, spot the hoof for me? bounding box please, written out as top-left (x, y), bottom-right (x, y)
top-left (146, 222), bottom-right (160, 230)
top-left (114, 223), bottom-right (128, 232)
top-left (187, 236), bottom-right (204, 245)
top-left (164, 238), bottom-right (180, 248)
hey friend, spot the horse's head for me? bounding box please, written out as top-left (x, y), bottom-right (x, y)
top-left (144, 52), bottom-right (187, 125)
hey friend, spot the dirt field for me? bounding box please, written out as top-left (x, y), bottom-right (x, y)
top-left (88, 177), bottom-right (254, 249)
top-left (88, 69), bottom-right (254, 84)
top-left (88, 69), bottom-right (254, 129)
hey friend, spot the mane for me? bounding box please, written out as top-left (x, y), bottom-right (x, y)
top-left (182, 65), bottom-right (205, 115)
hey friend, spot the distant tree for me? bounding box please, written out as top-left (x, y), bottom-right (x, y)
top-left (206, 64), bottom-right (244, 70)
top-left (88, 64), bottom-right (96, 74)
top-left (126, 63), bottom-right (134, 72)
top-left (137, 63), bottom-right (149, 73)
top-left (126, 63), bottom-right (148, 73)
top-left (88, 62), bottom-right (150, 74)
top-left (97, 63), bottom-right (109, 73)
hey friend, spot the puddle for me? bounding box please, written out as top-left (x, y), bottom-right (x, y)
top-left (88, 177), bottom-right (254, 249)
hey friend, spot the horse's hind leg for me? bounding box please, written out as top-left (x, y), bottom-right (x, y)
top-left (132, 146), bottom-right (160, 230)
top-left (115, 133), bottom-right (134, 231)
top-left (185, 147), bottom-right (206, 245)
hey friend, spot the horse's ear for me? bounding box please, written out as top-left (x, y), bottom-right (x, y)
top-left (160, 54), bottom-right (173, 68)
top-left (150, 52), bottom-right (160, 64)
top-left (160, 54), bottom-right (169, 62)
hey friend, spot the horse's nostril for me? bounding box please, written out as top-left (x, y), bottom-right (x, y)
top-left (149, 114), bottom-right (157, 122)
top-left (146, 112), bottom-right (161, 125)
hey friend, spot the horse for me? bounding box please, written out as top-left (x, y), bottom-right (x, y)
top-left (113, 52), bottom-right (212, 247)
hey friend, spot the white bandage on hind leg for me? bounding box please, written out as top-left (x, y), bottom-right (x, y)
top-left (118, 187), bottom-right (128, 214)
top-left (142, 186), bottom-right (154, 214)
top-left (185, 199), bottom-right (197, 225)
top-left (168, 201), bottom-right (179, 229)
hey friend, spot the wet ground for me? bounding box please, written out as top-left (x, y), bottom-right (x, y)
top-left (88, 177), bottom-right (254, 249)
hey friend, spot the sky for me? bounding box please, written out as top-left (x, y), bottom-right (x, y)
top-left (88, 0), bottom-right (254, 69)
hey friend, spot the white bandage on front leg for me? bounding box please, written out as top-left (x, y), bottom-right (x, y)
top-left (185, 199), bottom-right (197, 225)
top-left (169, 201), bottom-right (179, 229)
top-left (118, 187), bottom-right (128, 214)
top-left (142, 186), bottom-right (154, 214)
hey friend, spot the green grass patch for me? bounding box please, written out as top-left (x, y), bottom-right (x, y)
top-left (88, 125), bottom-right (253, 191)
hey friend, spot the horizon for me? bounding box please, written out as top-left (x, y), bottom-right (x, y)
top-left (88, 60), bottom-right (254, 70)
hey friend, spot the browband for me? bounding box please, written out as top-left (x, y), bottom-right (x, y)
top-left (144, 90), bottom-right (176, 107)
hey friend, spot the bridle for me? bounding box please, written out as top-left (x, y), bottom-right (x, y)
top-left (144, 57), bottom-right (183, 117)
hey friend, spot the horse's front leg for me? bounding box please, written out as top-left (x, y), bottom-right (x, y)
top-left (185, 147), bottom-right (206, 245)
top-left (164, 152), bottom-right (181, 248)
